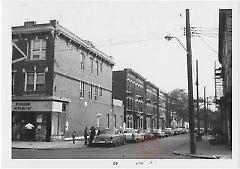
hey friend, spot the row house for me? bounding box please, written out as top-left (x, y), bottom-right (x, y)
top-left (217, 9), bottom-right (232, 147)
top-left (112, 69), bottom-right (145, 130)
top-left (112, 69), bottom-right (161, 130)
top-left (145, 81), bottom-right (159, 129)
top-left (12, 20), bottom-right (117, 142)
top-left (159, 91), bottom-right (166, 129)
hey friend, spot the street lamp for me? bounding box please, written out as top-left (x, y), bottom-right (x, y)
top-left (165, 35), bottom-right (188, 52)
top-left (165, 9), bottom-right (196, 154)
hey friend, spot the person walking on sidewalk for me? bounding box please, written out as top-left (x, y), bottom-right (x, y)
top-left (89, 127), bottom-right (96, 146)
top-left (84, 127), bottom-right (88, 145)
top-left (72, 131), bottom-right (76, 144)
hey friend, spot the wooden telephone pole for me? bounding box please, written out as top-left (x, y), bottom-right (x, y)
top-left (186, 9), bottom-right (196, 154)
top-left (196, 60), bottom-right (200, 141)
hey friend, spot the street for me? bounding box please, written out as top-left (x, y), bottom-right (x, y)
top-left (12, 133), bottom-right (192, 159)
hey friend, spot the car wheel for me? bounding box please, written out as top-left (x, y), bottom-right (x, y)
top-left (123, 139), bottom-right (126, 145)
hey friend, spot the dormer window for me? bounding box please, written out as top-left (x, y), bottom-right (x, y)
top-left (27, 39), bottom-right (46, 60)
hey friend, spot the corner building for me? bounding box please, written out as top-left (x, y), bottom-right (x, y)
top-left (12, 20), bottom-right (115, 141)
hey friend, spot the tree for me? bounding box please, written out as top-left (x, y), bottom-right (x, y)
top-left (169, 89), bottom-right (189, 122)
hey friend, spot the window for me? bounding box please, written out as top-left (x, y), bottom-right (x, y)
top-left (94, 86), bottom-right (98, 101)
top-left (114, 115), bottom-right (117, 128)
top-left (80, 81), bottom-right (85, 98)
top-left (107, 114), bottom-right (110, 128)
top-left (26, 73), bottom-right (34, 91)
top-left (96, 60), bottom-right (99, 76)
top-left (99, 87), bottom-right (103, 97)
top-left (36, 73), bottom-right (45, 91)
top-left (25, 72), bottom-right (45, 91)
top-left (28, 39), bottom-right (46, 60)
top-left (80, 53), bottom-right (85, 70)
top-left (12, 72), bottom-right (15, 93)
top-left (100, 62), bottom-right (103, 72)
top-left (62, 103), bottom-right (67, 111)
top-left (88, 84), bottom-right (93, 100)
top-left (90, 57), bottom-right (94, 74)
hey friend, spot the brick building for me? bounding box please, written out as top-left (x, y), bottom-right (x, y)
top-left (145, 81), bottom-right (159, 129)
top-left (12, 20), bottom-right (116, 142)
top-left (112, 68), bottom-right (161, 130)
top-left (217, 9), bottom-right (232, 147)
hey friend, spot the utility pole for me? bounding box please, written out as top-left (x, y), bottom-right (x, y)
top-left (204, 86), bottom-right (207, 134)
top-left (186, 9), bottom-right (196, 154)
top-left (196, 60), bottom-right (200, 141)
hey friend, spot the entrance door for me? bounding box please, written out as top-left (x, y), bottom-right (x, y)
top-left (35, 114), bottom-right (47, 141)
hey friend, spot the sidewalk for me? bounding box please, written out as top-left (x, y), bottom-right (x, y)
top-left (173, 135), bottom-right (232, 159)
top-left (12, 137), bottom-right (87, 150)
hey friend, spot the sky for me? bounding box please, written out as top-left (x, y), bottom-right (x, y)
top-left (3, 1), bottom-right (235, 101)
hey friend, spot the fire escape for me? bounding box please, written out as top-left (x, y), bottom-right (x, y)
top-left (214, 64), bottom-right (224, 106)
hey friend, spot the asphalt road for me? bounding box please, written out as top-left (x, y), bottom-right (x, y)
top-left (12, 133), bottom-right (192, 159)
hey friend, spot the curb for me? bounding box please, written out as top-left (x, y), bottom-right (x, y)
top-left (12, 146), bottom-right (87, 150)
top-left (173, 151), bottom-right (219, 159)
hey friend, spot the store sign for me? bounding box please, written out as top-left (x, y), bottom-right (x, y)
top-left (13, 102), bottom-right (31, 111)
top-left (12, 101), bottom-right (64, 112)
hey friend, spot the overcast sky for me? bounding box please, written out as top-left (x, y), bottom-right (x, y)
top-left (3, 1), bottom-right (235, 99)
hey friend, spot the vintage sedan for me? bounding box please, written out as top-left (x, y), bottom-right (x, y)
top-left (123, 129), bottom-right (145, 143)
top-left (142, 129), bottom-right (155, 140)
top-left (163, 128), bottom-right (174, 137)
top-left (93, 129), bottom-right (126, 147)
top-left (153, 129), bottom-right (165, 139)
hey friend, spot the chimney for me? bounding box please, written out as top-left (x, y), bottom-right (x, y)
top-left (50, 20), bottom-right (59, 28)
top-left (24, 21), bottom-right (36, 27)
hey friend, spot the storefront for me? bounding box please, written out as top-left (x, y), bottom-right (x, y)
top-left (12, 96), bottom-right (69, 142)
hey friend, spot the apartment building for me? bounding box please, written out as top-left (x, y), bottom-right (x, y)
top-left (12, 20), bottom-right (116, 141)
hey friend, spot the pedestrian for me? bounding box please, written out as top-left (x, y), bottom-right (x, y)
top-left (89, 126), bottom-right (96, 145)
top-left (72, 131), bottom-right (76, 144)
top-left (25, 122), bottom-right (34, 141)
top-left (84, 127), bottom-right (88, 145)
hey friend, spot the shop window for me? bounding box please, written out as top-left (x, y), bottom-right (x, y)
top-left (28, 39), bottom-right (46, 60)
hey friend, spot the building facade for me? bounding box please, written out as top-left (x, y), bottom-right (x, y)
top-left (217, 9), bottom-right (232, 147)
top-left (145, 81), bottom-right (159, 129)
top-left (112, 68), bottom-right (161, 130)
top-left (12, 20), bottom-right (116, 142)
top-left (159, 91), bottom-right (166, 129)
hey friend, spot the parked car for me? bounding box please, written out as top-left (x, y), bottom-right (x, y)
top-left (163, 128), bottom-right (174, 137)
top-left (123, 129), bottom-right (145, 143)
top-left (93, 128), bottom-right (126, 147)
top-left (152, 129), bottom-right (165, 139)
top-left (142, 129), bottom-right (155, 140)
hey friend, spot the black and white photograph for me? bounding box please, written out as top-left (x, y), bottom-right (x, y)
top-left (1, 0), bottom-right (239, 168)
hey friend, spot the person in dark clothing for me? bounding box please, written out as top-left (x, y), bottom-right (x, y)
top-left (72, 131), bottom-right (76, 144)
top-left (89, 127), bottom-right (96, 145)
top-left (84, 127), bottom-right (88, 145)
